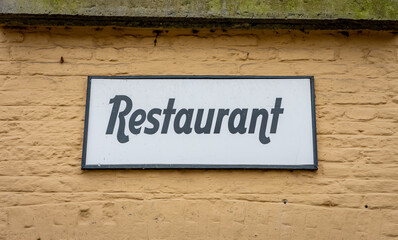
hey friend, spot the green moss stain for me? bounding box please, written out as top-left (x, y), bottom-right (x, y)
top-left (9, 0), bottom-right (398, 20)
top-left (229, 0), bottom-right (270, 17)
top-left (207, 0), bottom-right (222, 15)
top-left (34, 0), bottom-right (80, 14)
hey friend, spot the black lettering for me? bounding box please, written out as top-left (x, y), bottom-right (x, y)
top-left (270, 98), bottom-right (284, 133)
top-left (174, 109), bottom-right (194, 134)
top-left (214, 109), bottom-right (229, 134)
top-left (129, 109), bottom-right (146, 135)
top-left (106, 97), bottom-right (281, 144)
top-left (144, 108), bottom-right (161, 134)
top-left (249, 109), bottom-right (270, 144)
top-left (194, 109), bottom-right (215, 134)
top-left (162, 98), bottom-right (176, 134)
top-left (228, 109), bottom-right (248, 134)
top-left (106, 95), bottom-right (132, 143)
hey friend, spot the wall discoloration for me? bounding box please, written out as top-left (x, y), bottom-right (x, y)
top-left (1, 0), bottom-right (397, 20)
top-left (0, 26), bottom-right (397, 239)
top-left (0, 0), bottom-right (397, 30)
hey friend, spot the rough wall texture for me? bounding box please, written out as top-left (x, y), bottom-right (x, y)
top-left (0, 26), bottom-right (397, 240)
top-left (1, 0), bottom-right (397, 20)
top-left (1, 0), bottom-right (398, 30)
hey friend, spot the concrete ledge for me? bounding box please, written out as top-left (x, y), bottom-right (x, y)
top-left (1, 0), bottom-right (397, 30)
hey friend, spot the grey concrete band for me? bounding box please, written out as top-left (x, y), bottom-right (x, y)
top-left (0, 0), bottom-right (397, 30)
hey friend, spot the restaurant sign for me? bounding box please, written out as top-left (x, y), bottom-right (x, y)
top-left (82, 76), bottom-right (317, 169)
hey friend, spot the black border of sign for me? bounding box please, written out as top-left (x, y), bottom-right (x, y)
top-left (81, 76), bottom-right (318, 170)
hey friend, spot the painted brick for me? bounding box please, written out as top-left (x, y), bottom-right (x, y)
top-left (279, 48), bottom-right (335, 61)
top-left (10, 46), bottom-right (93, 61)
top-left (0, 26), bottom-right (397, 239)
top-left (367, 49), bottom-right (397, 63)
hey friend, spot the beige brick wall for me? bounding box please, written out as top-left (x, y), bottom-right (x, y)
top-left (0, 26), bottom-right (397, 239)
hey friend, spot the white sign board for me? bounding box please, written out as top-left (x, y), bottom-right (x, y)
top-left (82, 76), bottom-right (317, 169)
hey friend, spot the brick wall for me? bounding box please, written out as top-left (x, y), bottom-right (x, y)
top-left (0, 26), bottom-right (397, 239)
